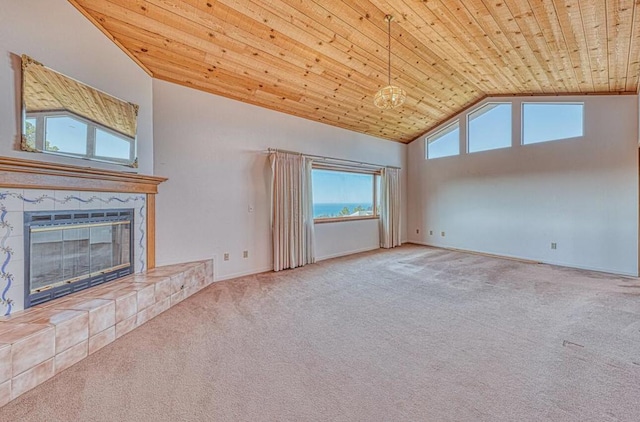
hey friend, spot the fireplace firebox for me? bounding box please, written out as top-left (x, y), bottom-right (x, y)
top-left (24, 209), bottom-right (134, 308)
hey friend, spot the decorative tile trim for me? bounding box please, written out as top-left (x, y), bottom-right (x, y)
top-left (0, 191), bottom-right (146, 316)
top-left (138, 203), bottom-right (146, 272)
top-left (17, 193), bottom-right (144, 206)
top-left (0, 200), bottom-right (14, 316)
top-left (57, 195), bottom-right (142, 205)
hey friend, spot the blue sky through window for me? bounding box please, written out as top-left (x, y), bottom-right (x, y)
top-left (30, 112), bottom-right (134, 162)
top-left (523, 103), bottom-right (583, 144)
top-left (96, 129), bottom-right (131, 159)
top-left (468, 103), bottom-right (512, 153)
top-left (46, 116), bottom-right (87, 154)
top-left (312, 169), bottom-right (377, 219)
top-left (312, 169), bottom-right (373, 204)
top-left (424, 101), bottom-right (585, 161)
top-left (427, 122), bottom-right (459, 159)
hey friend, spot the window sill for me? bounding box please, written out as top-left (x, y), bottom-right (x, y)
top-left (314, 215), bottom-right (379, 224)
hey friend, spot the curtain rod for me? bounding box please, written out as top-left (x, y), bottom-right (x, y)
top-left (267, 148), bottom-right (401, 170)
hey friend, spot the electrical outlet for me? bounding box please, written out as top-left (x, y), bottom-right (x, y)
top-left (551, 243), bottom-right (557, 250)
top-left (429, 230), bottom-right (433, 235)
top-left (223, 253), bottom-right (230, 261)
top-left (441, 231), bottom-right (445, 237)
top-left (243, 250), bottom-right (249, 258)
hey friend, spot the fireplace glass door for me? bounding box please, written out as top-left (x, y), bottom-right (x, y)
top-left (25, 209), bottom-right (134, 307)
top-left (30, 222), bottom-right (130, 292)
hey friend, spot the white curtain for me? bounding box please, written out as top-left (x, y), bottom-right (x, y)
top-left (379, 167), bottom-right (401, 249)
top-left (270, 152), bottom-right (315, 271)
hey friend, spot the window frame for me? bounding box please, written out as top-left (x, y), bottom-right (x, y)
top-left (312, 164), bottom-right (381, 224)
top-left (425, 120), bottom-right (460, 160)
top-left (466, 102), bottom-right (512, 154)
top-left (25, 110), bottom-right (137, 165)
top-left (521, 102), bottom-right (585, 146)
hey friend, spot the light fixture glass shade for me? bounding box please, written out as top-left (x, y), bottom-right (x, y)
top-left (374, 84), bottom-right (407, 109)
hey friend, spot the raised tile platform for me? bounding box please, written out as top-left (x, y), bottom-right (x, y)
top-left (0, 259), bottom-right (213, 407)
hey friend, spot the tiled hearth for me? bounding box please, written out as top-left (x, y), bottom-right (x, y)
top-left (0, 259), bottom-right (213, 407)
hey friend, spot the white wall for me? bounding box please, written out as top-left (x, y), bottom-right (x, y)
top-left (408, 95), bottom-right (639, 276)
top-left (153, 80), bottom-right (407, 280)
top-left (0, 0), bottom-right (154, 174)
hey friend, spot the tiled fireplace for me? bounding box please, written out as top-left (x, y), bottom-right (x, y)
top-left (0, 189), bottom-right (147, 315)
top-left (0, 157), bottom-right (219, 408)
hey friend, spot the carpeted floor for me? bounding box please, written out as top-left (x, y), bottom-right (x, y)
top-left (2, 244), bottom-right (640, 421)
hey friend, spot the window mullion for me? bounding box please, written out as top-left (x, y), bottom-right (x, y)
top-left (87, 125), bottom-right (96, 158)
top-left (35, 115), bottom-right (45, 150)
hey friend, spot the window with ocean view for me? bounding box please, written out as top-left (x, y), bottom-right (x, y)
top-left (312, 168), bottom-right (379, 221)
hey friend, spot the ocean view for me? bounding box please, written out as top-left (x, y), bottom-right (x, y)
top-left (313, 202), bottom-right (374, 218)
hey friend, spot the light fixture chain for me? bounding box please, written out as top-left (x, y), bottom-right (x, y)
top-left (388, 16), bottom-right (391, 86)
top-left (373, 14), bottom-right (406, 109)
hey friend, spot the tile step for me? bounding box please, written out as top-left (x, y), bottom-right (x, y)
top-left (0, 259), bottom-right (213, 408)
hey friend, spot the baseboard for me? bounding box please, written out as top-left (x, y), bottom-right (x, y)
top-left (407, 241), bottom-right (538, 264)
top-left (215, 266), bottom-right (273, 282)
top-left (406, 241), bottom-right (638, 277)
top-left (537, 260), bottom-right (638, 278)
top-left (316, 245), bottom-right (380, 262)
top-left (216, 245), bottom-right (397, 279)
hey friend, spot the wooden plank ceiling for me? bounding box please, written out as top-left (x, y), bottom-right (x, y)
top-left (69, 0), bottom-right (640, 143)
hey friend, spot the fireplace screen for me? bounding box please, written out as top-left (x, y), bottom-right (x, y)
top-left (25, 209), bottom-right (134, 307)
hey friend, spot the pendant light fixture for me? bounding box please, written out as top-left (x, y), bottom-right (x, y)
top-left (374, 14), bottom-right (406, 110)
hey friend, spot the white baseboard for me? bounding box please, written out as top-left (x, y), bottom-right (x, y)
top-left (214, 266), bottom-right (273, 282)
top-left (215, 246), bottom-right (389, 281)
top-left (405, 241), bottom-right (638, 277)
top-left (537, 260), bottom-right (638, 277)
top-left (315, 245), bottom-right (380, 262)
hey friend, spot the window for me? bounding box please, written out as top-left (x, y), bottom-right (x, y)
top-left (312, 168), bottom-right (379, 221)
top-left (468, 103), bottom-right (512, 153)
top-left (426, 121), bottom-right (459, 159)
top-left (522, 103), bottom-right (584, 145)
top-left (95, 128), bottom-right (133, 160)
top-left (25, 111), bottom-right (136, 165)
top-left (45, 116), bottom-right (88, 155)
top-left (24, 117), bottom-right (37, 146)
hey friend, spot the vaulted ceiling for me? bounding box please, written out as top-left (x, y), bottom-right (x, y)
top-left (69, 0), bottom-right (640, 143)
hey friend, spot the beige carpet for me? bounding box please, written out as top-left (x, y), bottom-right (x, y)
top-left (2, 245), bottom-right (640, 421)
